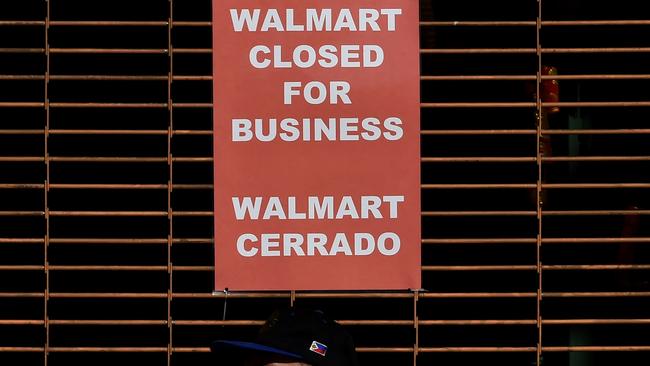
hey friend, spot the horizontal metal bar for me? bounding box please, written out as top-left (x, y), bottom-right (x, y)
top-left (48, 320), bottom-right (168, 325)
top-left (0, 21), bottom-right (44, 26)
top-left (173, 48), bottom-right (212, 54)
top-left (172, 320), bottom-right (413, 326)
top-left (15, 20), bottom-right (612, 27)
top-left (543, 156), bottom-right (650, 162)
top-left (422, 265), bottom-right (536, 271)
top-left (544, 129), bottom-right (650, 135)
top-left (421, 129), bottom-right (536, 135)
top-left (422, 184), bottom-right (536, 189)
top-left (21, 48), bottom-right (208, 55)
top-left (5, 237), bottom-right (646, 246)
top-left (173, 320), bottom-right (263, 326)
top-left (542, 237), bottom-right (650, 244)
top-left (0, 292), bottom-right (642, 300)
top-left (48, 347), bottom-right (168, 352)
top-left (4, 19), bottom-right (648, 28)
top-left (421, 48), bottom-right (535, 54)
top-left (47, 265), bottom-right (168, 271)
top-left (0, 347), bottom-right (45, 352)
top-left (174, 347), bottom-right (417, 354)
top-left (0, 211), bottom-right (42, 216)
top-left (47, 75), bottom-right (209, 81)
top-left (544, 264), bottom-right (650, 270)
top-left (30, 73), bottom-right (643, 82)
top-left (0, 210), bottom-right (547, 218)
top-left (0, 265), bottom-right (213, 271)
top-left (49, 129), bottom-right (168, 135)
top-left (50, 293), bottom-right (167, 299)
top-left (0, 102), bottom-right (44, 108)
top-left (0, 48), bottom-right (44, 53)
top-left (1, 265), bottom-right (452, 272)
top-left (542, 74), bottom-right (650, 80)
top-left (0, 129), bottom-right (44, 135)
top-left (0, 320), bottom-right (45, 325)
top-left (543, 346), bottom-right (650, 352)
top-left (107, 318), bottom-right (539, 329)
top-left (544, 292), bottom-right (650, 298)
top-left (0, 238), bottom-right (45, 243)
top-left (0, 238), bottom-right (211, 246)
top-left (49, 102), bottom-right (166, 108)
top-left (49, 21), bottom-right (168, 27)
top-left (173, 21), bottom-right (212, 27)
top-left (544, 47), bottom-right (650, 53)
top-left (174, 130), bottom-right (212, 135)
top-left (419, 320), bottom-right (535, 325)
top-left (420, 47), bottom-right (650, 55)
top-left (46, 157), bottom-right (166, 162)
top-left (49, 74), bottom-right (163, 81)
top-left (51, 48), bottom-right (169, 54)
top-left (0, 75), bottom-right (45, 80)
top-left (543, 20), bottom-right (650, 26)
top-left (0, 183), bottom-right (45, 189)
top-left (422, 211), bottom-right (536, 217)
top-left (0, 183), bottom-right (213, 190)
top-left (48, 157), bottom-right (211, 163)
top-left (422, 238), bottom-right (537, 244)
top-left (49, 184), bottom-right (167, 189)
top-left (0, 21), bottom-right (212, 27)
top-left (421, 75), bottom-right (536, 81)
top-left (48, 211), bottom-right (168, 217)
top-left (50, 238), bottom-right (167, 244)
top-left (0, 346), bottom-right (549, 354)
top-left (0, 265), bottom-right (44, 270)
top-left (543, 101), bottom-right (650, 107)
top-left (420, 21), bottom-right (536, 27)
top-left (421, 102), bottom-right (536, 108)
top-left (422, 157), bottom-right (536, 163)
top-left (543, 210), bottom-right (650, 216)
top-left (543, 319), bottom-right (650, 325)
top-left (173, 103), bottom-right (212, 108)
top-left (44, 211), bottom-right (213, 218)
top-left (9, 128), bottom-right (650, 136)
top-left (419, 293), bottom-right (536, 298)
top-left (419, 347), bottom-right (536, 352)
top-left (0, 292), bottom-right (43, 298)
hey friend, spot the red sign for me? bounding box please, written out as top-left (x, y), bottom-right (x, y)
top-left (213, 0), bottom-right (420, 291)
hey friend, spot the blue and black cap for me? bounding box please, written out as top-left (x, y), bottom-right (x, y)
top-left (211, 308), bottom-right (359, 366)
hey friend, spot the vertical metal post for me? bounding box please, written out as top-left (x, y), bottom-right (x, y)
top-left (44, 1), bottom-right (51, 365)
top-left (535, 0), bottom-right (544, 365)
top-left (413, 291), bottom-right (419, 366)
top-left (167, 1), bottom-right (174, 364)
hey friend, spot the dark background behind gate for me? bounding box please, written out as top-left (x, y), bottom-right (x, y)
top-left (1, 0), bottom-right (649, 365)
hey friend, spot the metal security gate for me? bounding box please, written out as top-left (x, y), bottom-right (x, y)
top-left (1, 1), bottom-right (649, 365)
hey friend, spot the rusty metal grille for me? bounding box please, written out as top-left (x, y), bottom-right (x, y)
top-left (1, 0), bottom-right (649, 365)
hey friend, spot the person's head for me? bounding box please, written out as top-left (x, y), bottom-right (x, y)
top-left (211, 307), bottom-right (359, 366)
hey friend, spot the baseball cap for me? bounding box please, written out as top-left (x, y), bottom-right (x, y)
top-left (211, 307), bottom-right (359, 366)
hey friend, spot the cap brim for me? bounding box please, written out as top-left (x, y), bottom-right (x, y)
top-left (211, 340), bottom-right (305, 361)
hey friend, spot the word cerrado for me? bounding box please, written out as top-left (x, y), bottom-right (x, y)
top-left (236, 232), bottom-right (401, 257)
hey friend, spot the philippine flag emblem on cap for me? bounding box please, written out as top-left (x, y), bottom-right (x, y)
top-left (309, 340), bottom-right (328, 356)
